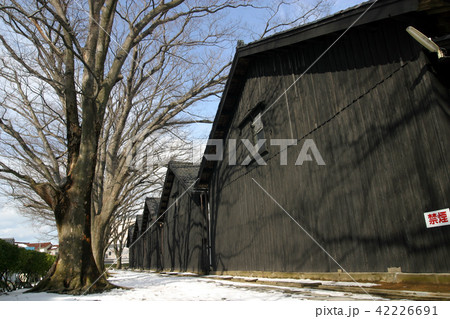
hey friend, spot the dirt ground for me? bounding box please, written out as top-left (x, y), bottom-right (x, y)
top-left (374, 282), bottom-right (450, 293)
top-left (372, 283), bottom-right (450, 293)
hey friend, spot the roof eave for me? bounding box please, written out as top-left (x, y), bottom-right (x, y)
top-left (197, 0), bottom-right (421, 188)
top-left (239, 0), bottom-right (419, 58)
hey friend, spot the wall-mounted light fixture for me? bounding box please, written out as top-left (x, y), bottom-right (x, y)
top-left (407, 26), bottom-right (445, 59)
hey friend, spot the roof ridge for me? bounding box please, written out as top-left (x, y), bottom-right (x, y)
top-left (242, 0), bottom-right (375, 48)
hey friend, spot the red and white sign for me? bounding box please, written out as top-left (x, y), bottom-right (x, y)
top-left (424, 208), bottom-right (450, 228)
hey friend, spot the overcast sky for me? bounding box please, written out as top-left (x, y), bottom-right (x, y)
top-left (0, 0), bottom-right (365, 244)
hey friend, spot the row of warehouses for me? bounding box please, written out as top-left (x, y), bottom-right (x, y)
top-left (127, 0), bottom-right (450, 280)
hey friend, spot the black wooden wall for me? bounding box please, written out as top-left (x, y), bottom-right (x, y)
top-left (128, 220), bottom-right (142, 269)
top-left (209, 19), bottom-right (450, 273)
top-left (148, 220), bottom-right (162, 270)
top-left (160, 179), bottom-right (208, 273)
top-left (128, 214), bottom-right (162, 271)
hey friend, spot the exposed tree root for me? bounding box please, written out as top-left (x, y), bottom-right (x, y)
top-left (26, 276), bottom-right (119, 295)
top-left (26, 260), bottom-right (119, 295)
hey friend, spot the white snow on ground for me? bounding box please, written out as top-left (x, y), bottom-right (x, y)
top-left (0, 270), bottom-right (384, 301)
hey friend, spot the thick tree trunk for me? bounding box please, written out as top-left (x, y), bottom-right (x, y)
top-left (29, 192), bottom-right (114, 294)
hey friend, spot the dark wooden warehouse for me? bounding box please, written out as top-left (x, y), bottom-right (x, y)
top-left (127, 215), bottom-right (143, 269)
top-left (127, 198), bottom-right (161, 270)
top-left (158, 162), bottom-right (209, 273)
top-left (127, 0), bottom-right (449, 280)
top-left (127, 163), bottom-right (209, 273)
top-left (126, 225), bottom-right (135, 267)
top-left (197, 0), bottom-right (450, 275)
top-left (141, 197), bottom-right (161, 270)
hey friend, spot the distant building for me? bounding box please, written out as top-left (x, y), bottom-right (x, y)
top-left (158, 162), bottom-right (207, 273)
top-left (48, 245), bottom-right (59, 256)
top-left (128, 197), bottom-right (161, 270)
top-left (24, 242), bottom-right (52, 253)
top-left (128, 162), bottom-right (208, 273)
top-left (14, 242), bottom-right (55, 254)
top-left (104, 246), bottom-right (129, 264)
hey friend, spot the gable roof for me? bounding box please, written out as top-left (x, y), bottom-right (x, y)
top-left (129, 214), bottom-right (143, 243)
top-left (169, 161), bottom-right (200, 187)
top-left (197, 0), bottom-right (450, 188)
top-left (145, 197), bottom-right (160, 218)
top-left (136, 214), bottom-right (143, 232)
top-left (141, 197), bottom-right (160, 230)
top-left (126, 225), bottom-right (135, 247)
top-left (236, 0), bottom-right (419, 58)
top-left (158, 161), bottom-right (200, 216)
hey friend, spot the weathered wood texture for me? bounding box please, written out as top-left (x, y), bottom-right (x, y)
top-left (148, 222), bottom-right (163, 270)
top-left (127, 199), bottom-right (163, 270)
top-left (126, 225), bottom-right (136, 268)
top-left (127, 216), bottom-right (143, 269)
top-left (128, 224), bottom-right (162, 271)
top-left (209, 18), bottom-right (450, 273)
top-left (160, 177), bottom-right (208, 273)
top-left (142, 198), bottom-right (162, 270)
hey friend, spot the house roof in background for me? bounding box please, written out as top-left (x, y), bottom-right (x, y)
top-left (24, 242), bottom-right (52, 249)
top-left (126, 225), bottom-right (135, 247)
top-left (129, 215), bottom-right (143, 242)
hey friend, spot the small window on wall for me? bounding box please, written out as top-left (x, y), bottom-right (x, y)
top-left (251, 112), bottom-right (267, 154)
top-left (238, 102), bottom-right (268, 157)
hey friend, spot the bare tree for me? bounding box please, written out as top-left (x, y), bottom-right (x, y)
top-left (106, 196), bottom-right (149, 270)
top-left (92, 125), bottom-right (193, 271)
top-left (88, 0), bottom-right (333, 273)
top-left (109, 213), bottom-right (133, 270)
top-left (0, 0), bottom-right (252, 294)
top-left (88, 30), bottom-right (221, 271)
top-left (0, 0), bottom-right (332, 294)
top-left (258, 0), bottom-right (333, 39)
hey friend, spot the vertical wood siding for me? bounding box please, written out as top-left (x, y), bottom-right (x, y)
top-left (160, 179), bottom-right (208, 273)
top-left (209, 19), bottom-right (450, 273)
